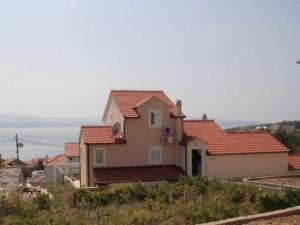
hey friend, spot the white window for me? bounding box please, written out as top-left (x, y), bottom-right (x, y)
top-left (149, 146), bottom-right (162, 164)
top-left (148, 109), bottom-right (162, 128)
top-left (94, 149), bottom-right (105, 167)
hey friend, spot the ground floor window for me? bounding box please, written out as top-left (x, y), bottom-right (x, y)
top-left (149, 146), bottom-right (162, 164)
top-left (95, 149), bottom-right (105, 167)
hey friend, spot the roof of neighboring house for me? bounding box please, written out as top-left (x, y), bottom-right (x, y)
top-left (64, 143), bottom-right (80, 157)
top-left (288, 154), bottom-right (300, 170)
top-left (44, 154), bottom-right (67, 166)
top-left (110, 90), bottom-right (178, 118)
top-left (4, 157), bottom-right (28, 167)
top-left (183, 119), bottom-right (289, 155)
top-left (26, 157), bottom-right (47, 167)
top-left (80, 126), bottom-right (125, 144)
top-left (94, 165), bottom-right (185, 184)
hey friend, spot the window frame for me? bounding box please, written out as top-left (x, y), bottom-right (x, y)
top-left (149, 146), bottom-right (162, 164)
top-left (148, 109), bottom-right (162, 128)
top-left (94, 148), bottom-right (106, 167)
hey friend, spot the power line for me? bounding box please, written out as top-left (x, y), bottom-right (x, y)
top-left (0, 138), bottom-right (15, 143)
top-left (19, 138), bottom-right (62, 148)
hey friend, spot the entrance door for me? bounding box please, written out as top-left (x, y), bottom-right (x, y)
top-left (192, 150), bottom-right (202, 176)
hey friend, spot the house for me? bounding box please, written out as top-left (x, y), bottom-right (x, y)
top-left (43, 144), bottom-right (80, 183)
top-left (44, 154), bottom-right (68, 183)
top-left (26, 157), bottom-right (48, 168)
top-left (64, 143), bottom-right (80, 163)
top-left (79, 90), bottom-right (289, 187)
top-left (3, 157), bottom-right (28, 167)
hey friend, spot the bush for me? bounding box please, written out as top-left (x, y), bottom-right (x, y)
top-left (36, 193), bottom-right (50, 210)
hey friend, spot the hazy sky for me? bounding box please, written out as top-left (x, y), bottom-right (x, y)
top-left (0, 0), bottom-right (299, 123)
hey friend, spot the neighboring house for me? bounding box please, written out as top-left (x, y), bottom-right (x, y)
top-left (288, 153), bottom-right (300, 171)
top-left (79, 90), bottom-right (289, 187)
top-left (4, 157), bottom-right (28, 167)
top-left (64, 143), bottom-right (80, 163)
top-left (26, 157), bottom-right (48, 168)
top-left (44, 154), bottom-right (68, 183)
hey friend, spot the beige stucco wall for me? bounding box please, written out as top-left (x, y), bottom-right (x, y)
top-left (103, 97), bottom-right (125, 131)
top-left (68, 156), bottom-right (79, 164)
top-left (44, 166), bottom-right (55, 183)
top-left (205, 152), bottom-right (289, 179)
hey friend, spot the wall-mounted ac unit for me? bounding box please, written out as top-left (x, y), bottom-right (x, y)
top-left (162, 127), bottom-right (174, 135)
top-left (162, 135), bottom-right (173, 144)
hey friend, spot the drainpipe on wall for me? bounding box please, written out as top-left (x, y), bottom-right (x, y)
top-left (176, 100), bottom-right (183, 167)
top-left (87, 144), bottom-right (90, 187)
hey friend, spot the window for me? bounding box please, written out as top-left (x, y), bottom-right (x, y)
top-left (94, 149), bottom-right (105, 167)
top-left (148, 109), bottom-right (161, 128)
top-left (149, 147), bottom-right (162, 164)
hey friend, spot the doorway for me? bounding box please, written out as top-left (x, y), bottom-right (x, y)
top-left (192, 150), bottom-right (202, 176)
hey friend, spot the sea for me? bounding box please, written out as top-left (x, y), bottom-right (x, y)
top-left (0, 120), bottom-right (256, 161)
top-left (0, 126), bottom-right (81, 161)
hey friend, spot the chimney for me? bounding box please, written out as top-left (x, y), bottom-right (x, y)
top-left (176, 100), bottom-right (182, 116)
top-left (202, 113), bottom-right (207, 120)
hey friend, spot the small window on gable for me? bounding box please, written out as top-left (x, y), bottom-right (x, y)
top-left (95, 149), bottom-right (105, 167)
top-left (148, 109), bottom-right (161, 128)
top-left (149, 146), bottom-right (162, 164)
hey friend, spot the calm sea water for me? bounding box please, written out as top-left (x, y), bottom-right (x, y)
top-left (0, 127), bottom-right (81, 160)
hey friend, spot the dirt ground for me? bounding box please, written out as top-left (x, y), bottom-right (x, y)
top-left (245, 215), bottom-right (300, 225)
top-left (258, 177), bottom-right (300, 186)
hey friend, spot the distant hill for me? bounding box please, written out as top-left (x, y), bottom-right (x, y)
top-left (226, 120), bottom-right (300, 153)
top-left (0, 113), bottom-right (100, 128)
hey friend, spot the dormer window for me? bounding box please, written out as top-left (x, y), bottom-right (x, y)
top-left (148, 109), bottom-right (161, 128)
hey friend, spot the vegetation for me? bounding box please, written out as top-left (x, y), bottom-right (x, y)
top-left (1, 177), bottom-right (300, 225)
top-left (272, 130), bottom-right (300, 153)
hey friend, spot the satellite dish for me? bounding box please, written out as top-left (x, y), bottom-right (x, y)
top-left (112, 122), bottom-right (121, 135)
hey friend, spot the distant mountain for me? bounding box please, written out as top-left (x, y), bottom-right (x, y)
top-left (0, 113), bottom-right (100, 128)
top-left (216, 119), bottom-right (261, 129)
top-left (0, 113), bottom-right (260, 129)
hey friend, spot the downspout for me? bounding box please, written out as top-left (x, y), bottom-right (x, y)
top-left (87, 144), bottom-right (90, 187)
top-left (184, 145), bottom-right (187, 173)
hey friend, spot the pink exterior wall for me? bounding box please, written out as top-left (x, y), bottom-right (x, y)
top-left (102, 97), bottom-right (125, 131)
top-left (80, 136), bottom-right (88, 186)
top-left (205, 152), bottom-right (289, 178)
top-left (86, 97), bottom-right (180, 186)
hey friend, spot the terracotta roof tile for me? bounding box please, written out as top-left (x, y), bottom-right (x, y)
top-left (44, 154), bottom-right (67, 166)
top-left (64, 143), bottom-right (80, 157)
top-left (94, 165), bottom-right (185, 184)
top-left (81, 126), bottom-right (125, 144)
top-left (183, 120), bottom-right (289, 155)
top-left (289, 154), bottom-right (300, 170)
top-left (111, 90), bottom-right (178, 118)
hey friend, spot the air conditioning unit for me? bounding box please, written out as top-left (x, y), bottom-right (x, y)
top-left (162, 127), bottom-right (174, 135)
top-left (162, 135), bottom-right (173, 144)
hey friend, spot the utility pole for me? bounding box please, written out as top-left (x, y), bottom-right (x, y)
top-left (15, 134), bottom-right (20, 166)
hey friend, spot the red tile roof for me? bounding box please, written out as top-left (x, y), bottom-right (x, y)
top-left (183, 120), bottom-right (289, 155)
top-left (289, 154), bottom-right (300, 170)
top-left (80, 126), bottom-right (125, 144)
top-left (111, 90), bottom-right (178, 118)
top-left (44, 154), bottom-right (67, 166)
top-left (94, 165), bottom-right (185, 184)
top-left (64, 143), bottom-right (80, 157)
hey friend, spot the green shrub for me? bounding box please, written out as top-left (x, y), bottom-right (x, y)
top-left (36, 193), bottom-right (50, 210)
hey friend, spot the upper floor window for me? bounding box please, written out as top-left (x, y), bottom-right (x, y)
top-left (148, 109), bottom-right (161, 128)
top-left (149, 146), bottom-right (162, 164)
top-left (94, 149), bottom-right (105, 167)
